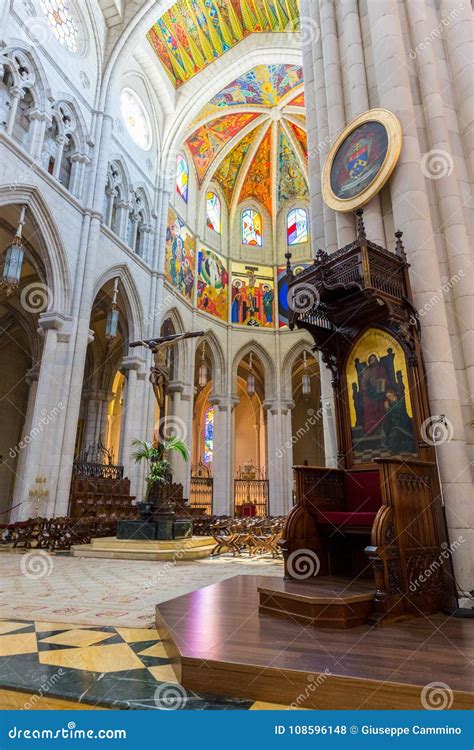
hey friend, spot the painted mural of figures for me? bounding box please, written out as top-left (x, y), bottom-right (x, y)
top-left (360, 353), bottom-right (388, 433)
top-left (262, 284), bottom-right (274, 324)
top-left (382, 388), bottom-right (417, 454)
top-left (164, 207), bottom-right (196, 301)
top-left (197, 246), bottom-right (229, 321)
top-left (231, 262), bottom-right (275, 328)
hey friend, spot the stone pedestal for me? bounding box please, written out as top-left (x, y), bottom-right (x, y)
top-left (117, 518), bottom-right (192, 541)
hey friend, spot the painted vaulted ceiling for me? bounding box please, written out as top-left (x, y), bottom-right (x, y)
top-left (184, 64), bottom-right (308, 218)
top-left (147, 0), bottom-right (301, 88)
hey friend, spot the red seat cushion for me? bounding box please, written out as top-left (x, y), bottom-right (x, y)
top-left (344, 471), bottom-right (382, 513)
top-left (316, 510), bottom-right (377, 527)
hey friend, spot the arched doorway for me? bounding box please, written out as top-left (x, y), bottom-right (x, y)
top-left (291, 350), bottom-right (325, 467)
top-left (190, 341), bottom-right (214, 515)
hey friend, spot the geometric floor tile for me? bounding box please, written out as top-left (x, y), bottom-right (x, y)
top-left (137, 642), bottom-right (168, 658)
top-left (115, 628), bottom-right (160, 644)
top-left (0, 621), bottom-right (32, 636)
top-left (39, 643), bottom-right (145, 673)
top-left (35, 622), bottom-right (93, 633)
top-left (0, 632), bottom-right (38, 657)
top-left (39, 629), bottom-right (116, 648)
top-left (147, 664), bottom-right (179, 684)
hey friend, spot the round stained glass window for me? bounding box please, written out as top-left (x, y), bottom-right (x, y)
top-left (120, 88), bottom-right (152, 151)
top-left (39, 0), bottom-right (80, 54)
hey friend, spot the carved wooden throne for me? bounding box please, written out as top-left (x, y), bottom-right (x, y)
top-left (280, 210), bottom-right (456, 622)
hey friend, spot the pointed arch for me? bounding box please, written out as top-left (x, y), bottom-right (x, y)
top-left (231, 340), bottom-right (276, 400)
top-left (92, 264), bottom-right (144, 345)
top-left (0, 185), bottom-right (71, 315)
top-left (197, 330), bottom-right (226, 398)
top-left (281, 338), bottom-right (319, 401)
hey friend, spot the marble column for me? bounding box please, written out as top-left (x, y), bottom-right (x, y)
top-left (166, 382), bottom-right (194, 499)
top-left (265, 400), bottom-right (294, 516)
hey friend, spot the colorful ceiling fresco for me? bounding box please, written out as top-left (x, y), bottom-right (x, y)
top-left (213, 126), bottom-right (260, 205)
top-left (147, 1), bottom-right (301, 89)
top-left (186, 112), bottom-right (260, 183)
top-left (287, 91), bottom-right (305, 107)
top-left (193, 65), bottom-right (304, 125)
top-left (278, 130), bottom-right (309, 208)
top-left (184, 64), bottom-right (308, 216)
top-left (239, 128), bottom-right (273, 215)
top-left (287, 120), bottom-right (308, 157)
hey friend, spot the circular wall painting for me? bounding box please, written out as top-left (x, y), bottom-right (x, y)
top-left (322, 109), bottom-right (402, 212)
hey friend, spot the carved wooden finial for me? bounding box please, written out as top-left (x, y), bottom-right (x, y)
top-left (285, 250), bottom-right (294, 279)
top-left (395, 230), bottom-right (406, 259)
top-left (356, 208), bottom-right (366, 241)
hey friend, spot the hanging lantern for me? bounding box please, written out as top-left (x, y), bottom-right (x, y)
top-left (198, 343), bottom-right (208, 388)
top-left (247, 352), bottom-right (256, 396)
top-left (105, 278), bottom-right (120, 340)
top-left (302, 351), bottom-right (311, 396)
top-left (1, 206), bottom-right (26, 295)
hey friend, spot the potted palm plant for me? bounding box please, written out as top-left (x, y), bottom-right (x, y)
top-left (131, 437), bottom-right (189, 518)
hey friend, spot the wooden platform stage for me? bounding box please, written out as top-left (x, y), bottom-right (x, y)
top-left (156, 575), bottom-right (474, 710)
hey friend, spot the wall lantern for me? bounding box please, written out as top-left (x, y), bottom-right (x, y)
top-left (1, 206), bottom-right (27, 295)
top-left (247, 352), bottom-right (256, 396)
top-left (302, 350), bottom-right (311, 396)
top-left (105, 278), bottom-right (120, 340)
top-left (198, 342), bottom-right (208, 388)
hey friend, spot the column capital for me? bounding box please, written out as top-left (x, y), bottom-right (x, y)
top-left (263, 399), bottom-right (294, 415)
top-left (120, 355), bottom-right (145, 372)
top-left (38, 312), bottom-right (73, 340)
top-left (25, 365), bottom-right (40, 385)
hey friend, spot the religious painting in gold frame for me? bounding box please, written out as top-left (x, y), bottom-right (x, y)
top-left (322, 109), bottom-right (402, 212)
top-left (345, 328), bottom-right (417, 465)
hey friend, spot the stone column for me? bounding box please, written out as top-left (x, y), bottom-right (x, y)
top-left (6, 87), bottom-right (23, 136)
top-left (405, 0), bottom-right (474, 419)
top-left (28, 110), bottom-right (50, 161)
top-left (208, 396), bottom-right (233, 516)
top-left (10, 313), bottom-right (73, 521)
top-left (320, 0), bottom-right (354, 247)
top-left (336, 0), bottom-right (385, 245)
top-left (439, 0), bottom-right (474, 184)
top-left (9, 365), bottom-right (40, 517)
top-left (166, 382), bottom-right (193, 499)
top-left (367, 0), bottom-right (472, 599)
top-left (320, 359), bottom-right (338, 468)
top-left (52, 135), bottom-right (67, 180)
top-left (118, 355), bottom-right (145, 496)
top-left (265, 400), bottom-right (293, 516)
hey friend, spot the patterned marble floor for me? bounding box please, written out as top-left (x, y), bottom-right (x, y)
top-left (0, 619), bottom-right (292, 710)
top-left (0, 551), bottom-right (283, 627)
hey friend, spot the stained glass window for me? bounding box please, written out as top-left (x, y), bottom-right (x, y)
top-left (120, 88), bottom-right (152, 150)
top-left (39, 0), bottom-right (79, 53)
top-left (204, 406), bottom-right (214, 465)
top-left (176, 153), bottom-right (189, 202)
top-left (242, 208), bottom-right (262, 246)
top-left (206, 192), bottom-right (221, 234)
top-left (287, 208), bottom-right (308, 245)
